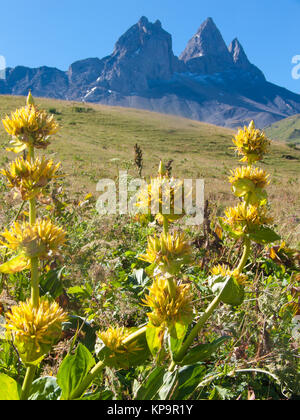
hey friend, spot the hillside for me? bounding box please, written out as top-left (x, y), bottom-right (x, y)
top-left (266, 114), bottom-right (300, 145)
top-left (0, 95), bottom-right (299, 243)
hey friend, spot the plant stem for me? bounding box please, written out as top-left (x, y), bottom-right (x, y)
top-left (173, 290), bottom-right (224, 363)
top-left (168, 360), bottom-right (176, 372)
top-left (29, 193), bottom-right (39, 307)
top-left (122, 326), bottom-right (147, 346)
top-left (167, 276), bottom-right (177, 299)
top-left (162, 214), bottom-right (169, 236)
top-left (236, 237), bottom-right (251, 274)
top-left (29, 198), bottom-right (36, 225)
top-left (27, 145), bottom-right (39, 307)
top-left (20, 365), bottom-right (36, 400)
top-left (30, 257), bottom-right (39, 307)
top-left (20, 144), bottom-right (39, 399)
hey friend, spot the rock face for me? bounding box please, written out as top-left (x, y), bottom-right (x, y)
top-left (180, 17), bottom-right (234, 73)
top-left (228, 38), bottom-right (265, 81)
top-left (1, 16), bottom-right (300, 128)
top-left (4, 66), bottom-right (69, 99)
top-left (94, 16), bottom-right (180, 94)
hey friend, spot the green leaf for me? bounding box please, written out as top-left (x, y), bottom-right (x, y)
top-left (39, 267), bottom-right (65, 299)
top-left (174, 364), bottom-right (206, 400)
top-left (158, 371), bottom-right (178, 400)
top-left (0, 254), bottom-right (29, 274)
top-left (0, 374), bottom-right (20, 400)
top-left (57, 343), bottom-right (95, 400)
top-left (62, 315), bottom-right (97, 352)
top-left (168, 322), bottom-right (188, 358)
top-left (208, 275), bottom-right (245, 306)
top-left (133, 367), bottom-right (166, 400)
top-left (146, 325), bottom-right (164, 356)
top-left (249, 188), bottom-right (268, 206)
top-left (232, 179), bottom-right (255, 197)
top-left (180, 336), bottom-right (231, 366)
top-left (219, 218), bottom-right (244, 240)
top-left (249, 227), bottom-right (281, 245)
top-left (128, 268), bottom-right (151, 290)
top-left (79, 390), bottom-right (114, 400)
top-left (67, 285), bottom-right (88, 297)
top-left (29, 376), bottom-right (61, 400)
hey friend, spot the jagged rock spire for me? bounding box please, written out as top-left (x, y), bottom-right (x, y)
top-left (180, 17), bottom-right (232, 64)
top-left (228, 38), bottom-right (251, 69)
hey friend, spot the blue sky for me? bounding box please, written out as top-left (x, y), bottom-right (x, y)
top-left (0, 0), bottom-right (299, 93)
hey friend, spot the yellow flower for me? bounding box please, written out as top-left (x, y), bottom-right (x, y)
top-left (232, 121), bottom-right (271, 164)
top-left (99, 327), bottom-right (141, 354)
top-left (142, 276), bottom-right (194, 328)
top-left (135, 161), bottom-right (185, 223)
top-left (228, 166), bottom-right (270, 204)
top-left (139, 231), bottom-right (192, 274)
top-left (98, 327), bottom-right (143, 368)
top-left (4, 298), bottom-right (68, 365)
top-left (0, 219), bottom-right (66, 260)
top-left (221, 202), bottom-right (273, 236)
top-left (229, 166), bottom-right (270, 189)
top-left (1, 156), bottom-right (61, 200)
top-left (211, 264), bottom-right (248, 286)
top-left (2, 103), bottom-right (59, 152)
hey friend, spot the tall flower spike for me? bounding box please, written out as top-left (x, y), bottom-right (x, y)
top-left (2, 97), bottom-right (59, 153)
top-left (4, 298), bottom-right (68, 366)
top-left (232, 120), bottom-right (271, 164)
top-left (1, 156), bottom-right (61, 200)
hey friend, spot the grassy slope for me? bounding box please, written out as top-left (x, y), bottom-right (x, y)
top-left (0, 95), bottom-right (299, 243)
top-left (266, 114), bottom-right (300, 145)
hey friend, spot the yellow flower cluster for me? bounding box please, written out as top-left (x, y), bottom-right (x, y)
top-left (98, 327), bottom-right (141, 355)
top-left (139, 231), bottom-right (192, 274)
top-left (135, 161), bottom-right (185, 224)
top-left (98, 327), bottom-right (144, 368)
top-left (229, 166), bottom-right (270, 189)
top-left (2, 104), bottom-right (59, 153)
top-left (0, 219), bottom-right (66, 260)
top-left (143, 276), bottom-right (194, 328)
top-left (4, 298), bottom-right (68, 365)
top-left (232, 120), bottom-right (271, 164)
top-left (221, 202), bottom-right (273, 236)
top-left (1, 156), bottom-right (61, 200)
top-left (211, 264), bottom-right (248, 286)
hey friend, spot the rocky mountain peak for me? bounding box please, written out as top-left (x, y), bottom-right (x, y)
top-left (180, 17), bottom-right (232, 63)
top-left (138, 16), bottom-right (149, 26)
top-left (228, 38), bottom-right (251, 68)
top-left (228, 37), bottom-right (266, 81)
top-left (96, 17), bottom-right (179, 94)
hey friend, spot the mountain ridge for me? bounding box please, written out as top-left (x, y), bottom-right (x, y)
top-left (1, 16), bottom-right (300, 129)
